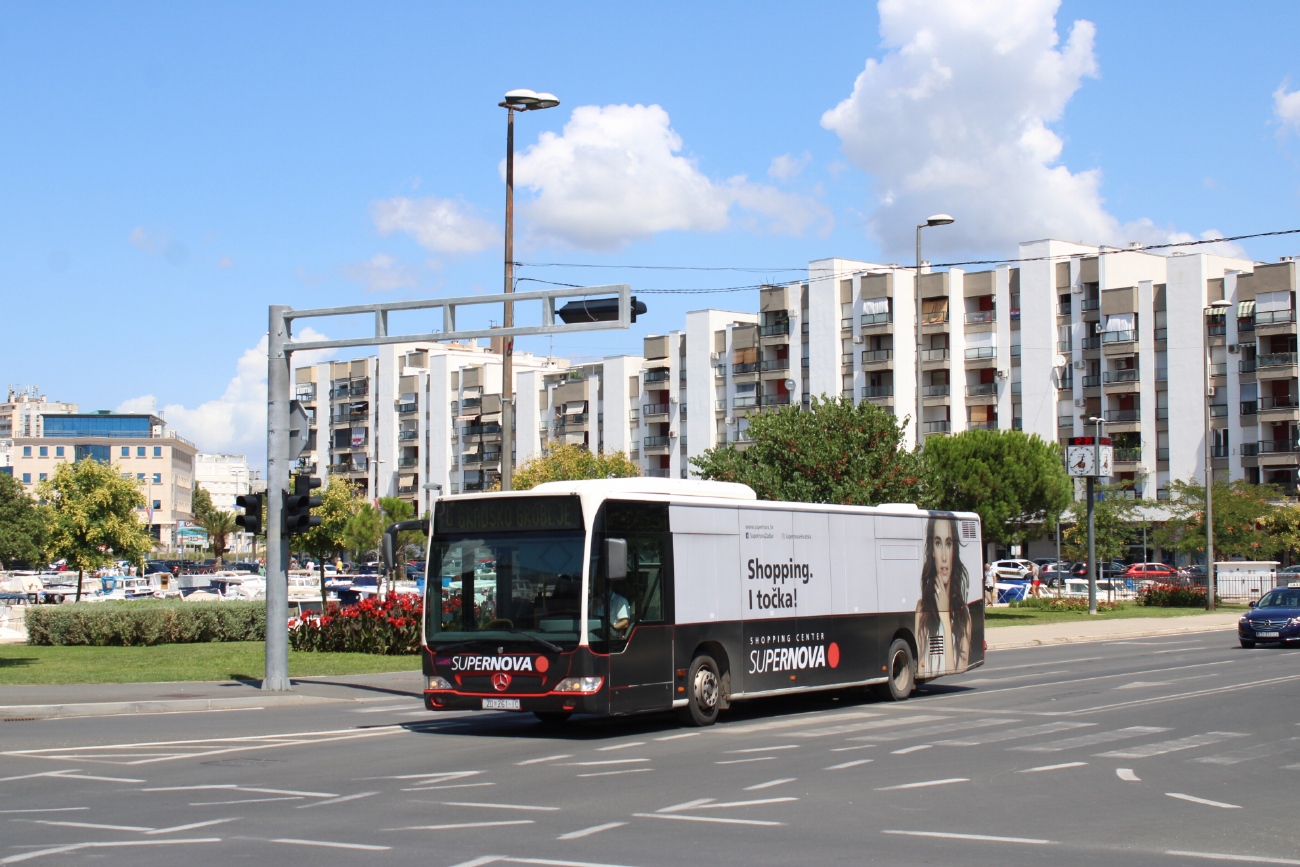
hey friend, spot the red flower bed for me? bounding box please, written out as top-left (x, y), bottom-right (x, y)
top-left (1138, 582), bottom-right (1221, 607)
top-left (289, 594), bottom-right (423, 655)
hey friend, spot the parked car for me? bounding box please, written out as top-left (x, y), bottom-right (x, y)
top-left (1239, 586), bottom-right (1300, 647)
top-left (1122, 563), bottom-right (1179, 581)
top-left (1278, 565), bottom-right (1300, 577)
top-left (1182, 564), bottom-right (1207, 581)
top-left (992, 559), bottom-right (1035, 580)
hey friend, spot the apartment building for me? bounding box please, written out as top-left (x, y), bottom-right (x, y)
top-left (11, 412), bottom-right (198, 546)
top-left (195, 453), bottom-right (253, 512)
top-left (0, 386), bottom-right (78, 441)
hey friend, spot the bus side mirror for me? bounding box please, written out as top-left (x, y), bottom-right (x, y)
top-left (606, 538), bottom-right (628, 582)
top-left (382, 519), bottom-right (429, 577)
top-left (381, 532), bottom-right (395, 577)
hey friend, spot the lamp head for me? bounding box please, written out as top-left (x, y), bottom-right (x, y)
top-left (924, 214), bottom-right (955, 227)
top-left (502, 89), bottom-right (560, 110)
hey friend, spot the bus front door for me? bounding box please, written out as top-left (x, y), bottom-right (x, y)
top-left (608, 533), bottom-right (673, 714)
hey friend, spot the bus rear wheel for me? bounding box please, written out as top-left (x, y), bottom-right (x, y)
top-left (677, 654), bottom-right (721, 727)
top-left (878, 638), bottom-right (916, 701)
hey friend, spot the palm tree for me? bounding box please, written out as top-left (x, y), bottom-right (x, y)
top-left (200, 510), bottom-right (237, 564)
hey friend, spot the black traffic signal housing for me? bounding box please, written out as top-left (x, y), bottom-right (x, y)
top-left (234, 493), bottom-right (263, 535)
top-left (556, 295), bottom-right (646, 324)
top-left (284, 476), bottom-right (323, 536)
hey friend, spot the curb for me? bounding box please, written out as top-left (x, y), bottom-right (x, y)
top-left (986, 619), bottom-right (1238, 651)
top-left (0, 692), bottom-right (357, 721)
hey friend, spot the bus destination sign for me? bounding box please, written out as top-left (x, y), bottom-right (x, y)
top-left (434, 495), bottom-right (583, 534)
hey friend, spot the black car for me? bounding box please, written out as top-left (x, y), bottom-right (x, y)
top-left (1238, 586), bottom-right (1300, 647)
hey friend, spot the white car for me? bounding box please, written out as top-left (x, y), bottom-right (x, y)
top-left (992, 559), bottom-right (1035, 580)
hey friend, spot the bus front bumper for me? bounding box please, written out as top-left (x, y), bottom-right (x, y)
top-left (423, 689), bottom-right (605, 714)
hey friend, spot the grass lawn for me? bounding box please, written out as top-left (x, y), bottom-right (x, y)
top-left (0, 641), bottom-right (419, 685)
top-left (987, 601), bottom-right (1247, 628)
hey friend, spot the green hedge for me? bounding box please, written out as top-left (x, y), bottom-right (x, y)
top-left (1138, 583), bottom-right (1221, 607)
top-left (24, 601), bottom-right (266, 646)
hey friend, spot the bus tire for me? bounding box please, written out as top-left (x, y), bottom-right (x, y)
top-left (677, 653), bottom-right (721, 727)
top-left (534, 711), bottom-right (572, 724)
top-left (881, 638), bottom-right (916, 701)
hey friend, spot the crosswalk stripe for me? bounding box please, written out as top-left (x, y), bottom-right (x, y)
top-left (1193, 738), bottom-right (1300, 766)
top-left (1097, 732), bottom-right (1247, 760)
top-left (870, 718), bottom-right (1009, 742)
top-left (790, 715), bottom-right (949, 739)
top-left (1012, 726), bottom-right (1168, 753)
top-left (938, 721), bottom-right (1092, 747)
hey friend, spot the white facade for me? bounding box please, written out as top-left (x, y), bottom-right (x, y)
top-left (195, 454), bottom-right (251, 512)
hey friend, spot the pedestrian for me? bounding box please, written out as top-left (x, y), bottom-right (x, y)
top-left (984, 561), bottom-right (997, 606)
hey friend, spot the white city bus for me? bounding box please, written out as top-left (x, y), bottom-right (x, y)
top-left (413, 478), bottom-right (984, 726)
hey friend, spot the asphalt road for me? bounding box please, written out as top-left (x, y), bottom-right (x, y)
top-left (3, 631), bottom-right (1299, 867)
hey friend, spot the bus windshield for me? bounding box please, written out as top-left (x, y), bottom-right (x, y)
top-left (427, 531), bottom-right (589, 649)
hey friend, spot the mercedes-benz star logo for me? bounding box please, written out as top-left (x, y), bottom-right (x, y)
top-left (492, 672), bottom-right (512, 692)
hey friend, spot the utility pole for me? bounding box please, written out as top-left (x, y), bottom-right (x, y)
top-left (264, 305), bottom-right (292, 691)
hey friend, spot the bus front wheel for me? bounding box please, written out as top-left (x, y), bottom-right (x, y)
top-left (677, 654), bottom-right (721, 727)
top-left (879, 638), bottom-right (916, 701)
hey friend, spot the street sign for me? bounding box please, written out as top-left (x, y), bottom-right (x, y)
top-left (1067, 436), bottom-right (1112, 478)
top-left (288, 400), bottom-right (311, 461)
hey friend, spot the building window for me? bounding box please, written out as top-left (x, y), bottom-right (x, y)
top-left (137, 473), bottom-right (146, 481)
top-left (152, 500), bottom-right (161, 510)
top-left (138, 446), bottom-right (147, 457)
top-left (39, 446), bottom-right (47, 457)
top-left (55, 446), bottom-right (64, 457)
top-left (38, 473), bottom-right (46, 481)
top-left (153, 473), bottom-right (162, 484)
top-left (153, 446), bottom-right (162, 457)
top-left (22, 473), bottom-right (31, 484)
top-left (22, 446), bottom-right (31, 458)
top-left (121, 446), bottom-right (130, 458)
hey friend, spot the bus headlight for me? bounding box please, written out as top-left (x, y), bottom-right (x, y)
top-left (426, 676), bottom-right (452, 690)
top-left (552, 677), bottom-right (603, 694)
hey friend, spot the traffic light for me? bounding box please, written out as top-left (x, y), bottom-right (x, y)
top-left (234, 493), bottom-right (263, 535)
top-left (556, 296), bottom-right (647, 324)
top-left (284, 476), bottom-right (322, 536)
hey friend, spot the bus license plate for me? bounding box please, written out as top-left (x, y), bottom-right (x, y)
top-left (482, 698), bottom-right (521, 710)
top-left (1256, 631), bottom-right (1280, 638)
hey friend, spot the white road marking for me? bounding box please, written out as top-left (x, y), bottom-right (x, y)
top-left (518, 754), bottom-right (573, 765)
top-left (16, 819), bottom-right (152, 832)
top-left (720, 710), bottom-right (881, 735)
top-left (273, 838), bottom-right (390, 851)
top-left (715, 756), bottom-right (777, 764)
top-left (446, 857), bottom-right (642, 867)
top-left (726, 745), bottom-right (799, 753)
top-left (1014, 726), bottom-right (1169, 752)
top-left (0, 769), bottom-right (82, 783)
top-left (2, 808), bottom-right (89, 814)
top-left (1042, 672), bottom-right (1300, 717)
top-left (146, 818), bottom-right (238, 835)
top-left (978, 657), bottom-right (1103, 672)
top-left (1117, 769), bottom-right (1141, 782)
top-left (663, 797), bottom-right (796, 813)
top-left (389, 820), bottom-right (535, 831)
top-left (830, 744), bottom-right (876, 752)
top-left (875, 778), bottom-right (969, 791)
top-left (825, 759), bottom-right (874, 770)
top-left (1193, 739), bottom-right (1300, 766)
top-left (1165, 850), bottom-right (1300, 865)
top-left (872, 719), bottom-right (1008, 741)
top-left (142, 784), bottom-right (337, 797)
top-left (557, 822), bottom-right (627, 840)
top-left (1167, 792), bottom-right (1242, 809)
top-left (442, 801), bottom-right (560, 811)
top-left (962, 670), bottom-right (1070, 685)
top-left (1097, 732), bottom-right (1247, 759)
top-left (891, 745), bottom-right (932, 755)
top-left (1018, 762), bottom-right (1086, 773)
top-left (597, 742), bottom-right (646, 751)
top-left (403, 782), bottom-right (497, 791)
top-left (191, 796), bottom-right (303, 805)
top-left (353, 704), bottom-right (417, 713)
top-left (745, 778), bottom-right (796, 791)
top-left (654, 732), bottom-right (700, 741)
top-left (634, 812), bottom-right (781, 826)
top-left (803, 715), bottom-right (949, 739)
top-left (0, 837), bottom-right (221, 865)
top-left (298, 791), bottom-right (378, 808)
top-left (656, 798), bottom-right (714, 813)
top-left (937, 721), bottom-right (1092, 746)
top-left (576, 769), bottom-right (654, 778)
top-left (368, 770), bottom-right (483, 780)
top-left (562, 759), bottom-right (649, 767)
top-left (882, 829), bottom-right (1056, 845)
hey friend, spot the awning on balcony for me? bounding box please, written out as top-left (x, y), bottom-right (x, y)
top-left (1104, 313), bottom-right (1135, 332)
top-left (1237, 300), bottom-right (1255, 317)
top-left (862, 297), bottom-right (889, 315)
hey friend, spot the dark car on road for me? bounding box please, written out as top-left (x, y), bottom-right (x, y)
top-left (1239, 586), bottom-right (1300, 647)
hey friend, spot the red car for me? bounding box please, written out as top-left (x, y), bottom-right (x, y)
top-left (1122, 563), bottom-right (1179, 580)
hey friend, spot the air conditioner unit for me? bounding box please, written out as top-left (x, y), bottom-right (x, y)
top-left (1207, 386), bottom-right (1216, 397)
top-left (710, 352), bottom-right (719, 361)
top-left (724, 417), bottom-right (734, 425)
top-left (1074, 398), bottom-right (1086, 407)
top-left (669, 431), bottom-right (678, 439)
top-left (1094, 323), bottom-right (1104, 334)
top-left (1072, 284), bottom-right (1084, 294)
top-left (852, 335), bottom-right (864, 345)
top-left (1228, 344), bottom-right (1239, 354)
top-left (669, 395), bottom-right (678, 404)
top-left (1073, 360), bottom-right (1085, 370)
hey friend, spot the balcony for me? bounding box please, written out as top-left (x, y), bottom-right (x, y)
top-left (923, 421), bottom-right (951, 434)
top-left (964, 346), bottom-right (996, 360)
top-left (1082, 374), bottom-right (1101, 388)
top-left (1209, 363), bottom-right (1227, 377)
top-left (1103, 369), bottom-right (1140, 384)
top-left (460, 423), bottom-right (501, 437)
top-left (398, 402), bottom-right (419, 414)
top-left (1154, 327), bottom-right (1168, 342)
top-left (964, 310), bottom-right (996, 325)
top-left (643, 403), bottom-right (670, 417)
top-left (761, 393), bottom-right (792, 408)
top-left (1259, 352), bottom-right (1298, 370)
top-left (861, 349), bottom-right (893, 364)
top-left (1241, 400), bottom-right (1258, 416)
top-left (1157, 407), bottom-right (1169, 420)
top-left (1260, 395), bottom-right (1300, 412)
top-left (1207, 318), bottom-right (1227, 337)
top-left (481, 451), bottom-right (502, 464)
top-left (1080, 298), bottom-right (1101, 313)
top-left (294, 386), bottom-right (317, 401)
top-left (1258, 440), bottom-right (1300, 454)
top-left (1101, 330), bottom-right (1136, 345)
top-left (714, 365), bottom-right (725, 378)
top-left (1157, 447), bottom-right (1170, 461)
top-left (1011, 381), bottom-right (1022, 395)
top-left (398, 429), bottom-right (419, 441)
top-left (1240, 359), bottom-right (1258, 374)
top-left (460, 396), bottom-right (482, 411)
top-left (1058, 415), bottom-right (1074, 427)
top-left (732, 395), bottom-right (759, 408)
top-left (1011, 345), bottom-right (1021, 358)
top-left (759, 358), bottom-right (790, 372)
top-left (862, 385), bottom-right (894, 399)
top-left (1211, 445), bottom-right (1230, 459)
top-left (1104, 409), bottom-right (1140, 423)
top-left (1157, 488), bottom-right (1171, 501)
top-left (1114, 447), bottom-right (1142, 463)
top-left (1081, 336), bottom-right (1101, 351)
top-left (921, 348), bottom-right (949, 362)
top-left (643, 435), bottom-right (672, 449)
top-left (645, 468), bottom-right (671, 478)
top-left (967, 420), bottom-right (998, 431)
top-left (1059, 301), bottom-right (1072, 316)
top-left (1256, 309), bottom-right (1296, 327)
top-left (923, 384), bottom-right (950, 397)
top-left (965, 383), bottom-right (997, 397)
top-left (1209, 404), bottom-right (1228, 418)
top-left (759, 321), bottom-right (789, 338)
top-left (1058, 375), bottom-right (1074, 390)
top-left (1239, 318), bottom-right (1256, 333)
top-left (644, 369), bottom-right (671, 383)
top-left (861, 312), bottom-right (891, 327)
top-left (1057, 340), bottom-right (1073, 353)
top-left (1156, 368), bottom-right (1168, 382)
top-left (397, 457), bottom-right (419, 468)
top-left (732, 362), bottom-right (760, 374)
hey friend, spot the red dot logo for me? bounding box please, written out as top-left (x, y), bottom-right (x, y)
top-left (535, 656), bottom-right (549, 673)
top-left (827, 642), bottom-right (840, 669)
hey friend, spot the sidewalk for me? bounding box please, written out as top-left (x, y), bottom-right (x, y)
top-left (985, 610), bottom-right (1242, 650)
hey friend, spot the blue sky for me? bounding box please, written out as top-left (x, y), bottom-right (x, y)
top-left (2, 1), bottom-right (1299, 461)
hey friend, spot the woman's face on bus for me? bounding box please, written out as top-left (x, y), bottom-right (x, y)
top-left (931, 521), bottom-right (954, 588)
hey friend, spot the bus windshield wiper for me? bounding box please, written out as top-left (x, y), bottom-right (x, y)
top-left (498, 628), bottom-right (562, 653)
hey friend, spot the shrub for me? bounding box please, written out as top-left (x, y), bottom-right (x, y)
top-left (1009, 596), bottom-right (1118, 612)
top-left (25, 600), bottom-right (265, 646)
top-left (1139, 583), bottom-right (1220, 607)
top-left (289, 595), bottom-right (422, 655)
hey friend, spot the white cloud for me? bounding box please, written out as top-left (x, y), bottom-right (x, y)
top-left (339, 253), bottom-right (417, 293)
top-left (128, 226), bottom-right (187, 264)
top-left (1274, 83), bottom-right (1300, 134)
top-left (512, 103), bottom-right (830, 250)
top-left (768, 152), bottom-right (811, 180)
top-left (118, 327), bottom-right (332, 466)
top-left (371, 196), bottom-right (498, 255)
top-left (822, 0), bottom-right (1229, 257)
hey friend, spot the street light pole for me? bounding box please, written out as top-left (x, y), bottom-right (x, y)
top-left (499, 89), bottom-right (560, 492)
top-left (915, 215), bottom-right (954, 450)
top-left (1204, 298), bottom-right (1231, 611)
top-left (1085, 415), bottom-right (1106, 616)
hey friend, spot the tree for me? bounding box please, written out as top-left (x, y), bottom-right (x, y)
top-left (1154, 478), bottom-right (1277, 562)
top-left (922, 430), bottom-right (1072, 549)
top-left (296, 475), bottom-right (361, 606)
top-left (1061, 482), bottom-right (1143, 567)
top-left (1263, 504), bottom-right (1300, 565)
top-left (199, 510), bottom-right (237, 564)
top-left (343, 502), bottom-right (384, 564)
top-left (379, 496), bottom-right (420, 557)
top-left (510, 444), bottom-right (640, 491)
top-left (0, 473), bottom-right (49, 569)
top-left (191, 483), bottom-right (215, 527)
top-left (691, 395), bottom-right (923, 505)
top-left (37, 458), bottom-right (151, 601)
